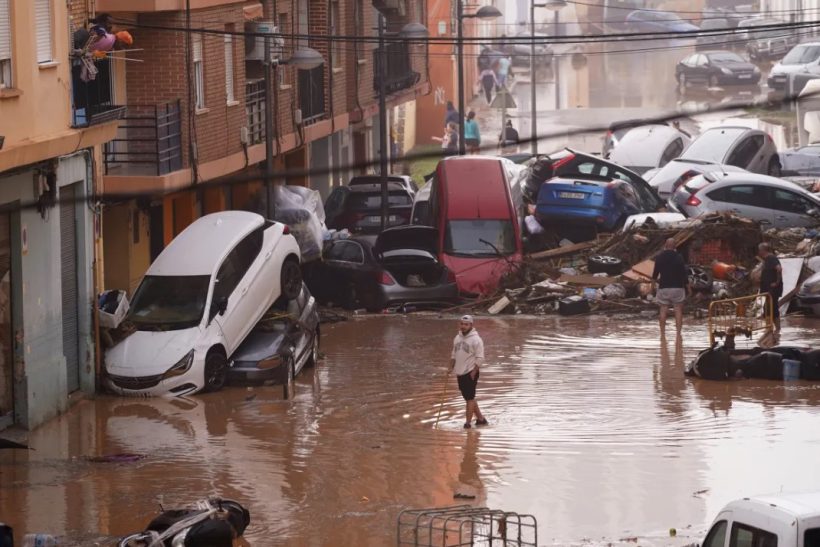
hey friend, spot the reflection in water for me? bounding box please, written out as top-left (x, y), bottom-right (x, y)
top-left (1, 315), bottom-right (820, 545)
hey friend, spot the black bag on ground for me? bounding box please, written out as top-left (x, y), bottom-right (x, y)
top-left (740, 351), bottom-right (783, 380)
top-left (558, 296), bottom-right (590, 316)
top-left (801, 349), bottom-right (820, 380)
top-left (691, 348), bottom-right (730, 380)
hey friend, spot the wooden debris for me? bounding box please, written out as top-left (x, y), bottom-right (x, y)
top-left (528, 241), bottom-right (595, 260)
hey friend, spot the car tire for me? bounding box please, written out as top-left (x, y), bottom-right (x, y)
top-left (768, 157), bottom-right (782, 177)
top-left (280, 258), bottom-right (302, 301)
top-left (203, 351), bottom-right (227, 393)
top-left (588, 254), bottom-right (623, 276)
top-left (306, 328), bottom-right (320, 367)
top-left (708, 75), bottom-right (719, 88)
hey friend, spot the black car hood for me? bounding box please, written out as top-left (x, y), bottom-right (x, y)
top-left (374, 225), bottom-right (439, 255)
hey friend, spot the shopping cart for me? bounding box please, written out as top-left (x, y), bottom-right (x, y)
top-left (707, 293), bottom-right (774, 346)
top-left (397, 505), bottom-right (537, 547)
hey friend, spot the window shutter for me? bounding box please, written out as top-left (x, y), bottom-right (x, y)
top-left (224, 34), bottom-right (234, 102)
top-left (35, 0), bottom-right (53, 63)
top-left (192, 33), bottom-right (202, 62)
top-left (0, 0), bottom-right (11, 61)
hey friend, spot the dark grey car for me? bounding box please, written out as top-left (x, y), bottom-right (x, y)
top-left (227, 283), bottom-right (320, 384)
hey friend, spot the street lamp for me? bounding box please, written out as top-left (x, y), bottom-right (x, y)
top-left (529, 0), bottom-right (565, 154)
top-left (456, 3), bottom-right (503, 155)
top-left (377, 17), bottom-right (429, 231)
top-left (263, 42), bottom-right (324, 219)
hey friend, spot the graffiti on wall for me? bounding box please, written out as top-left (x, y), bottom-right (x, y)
top-left (433, 86), bottom-right (446, 106)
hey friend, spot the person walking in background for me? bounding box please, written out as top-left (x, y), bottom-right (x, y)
top-left (758, 242), bottom-right (783, 334)
top-left (496, 55), bottom-right (512, 89)
top-left (652, 238), bottom-right (689, 339)
top-left (444, 101), bottom-right (459, 128)
top-left (464, 111), bottom-right (481, 154)
top-left (499, 120), bottom-right (520, 152)
top-left (449, 315), bottom-right (488, 429)
top-left (433, 122), bottom-right (459, 156)
top-left (479, 68), bottom-right (499, 105)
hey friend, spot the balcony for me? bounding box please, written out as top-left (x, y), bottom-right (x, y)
top-left (245, 79), bottom-right (266, 145)
top-left (298, 66), bottom-right (326, 125)
top-left (71, 58), bottom-right (126, 128)
top-left (373, 42), bottom-right (420, 95)
top-left (103, 101), bottom-right (183, 176)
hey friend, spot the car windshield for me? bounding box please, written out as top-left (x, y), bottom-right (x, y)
top-left (682, 129), bottom-right (746, 162)
top-left (783, 45), bottom-right (820, 65)
top-left (444, 220), bottom-right (516, 257)
top-left (654, 11), bottom-right (681, 21)
top-left (127, 275), bottom-right (210, 330)
top-left (349, 192), bottom-right (412, 210)
top-left (708, 52), bottom-right (745, 63)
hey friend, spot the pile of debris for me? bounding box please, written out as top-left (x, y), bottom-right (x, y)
top-left (477, 212), bottom-right (819, 317)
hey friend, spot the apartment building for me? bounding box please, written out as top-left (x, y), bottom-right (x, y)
top-left (0, 0), bottom-right (121, 429)
top-left (94, 0), bottom-right (428, 296)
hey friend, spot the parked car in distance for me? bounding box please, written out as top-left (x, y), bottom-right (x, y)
top-left (227, 282), bottom-right (319, 384)
top-left (676, 51), bottom-right (760, 89)
top-left (736, 17), bottom-right (795, 60)
top-left (680, 126), bottom-right (781, 176)
top-left (535, 174), bottom-right (646, 238)
top-left (624, 10), bottom-right (699, 33)
top-left (608, 124), bottom-right (691, 175)
top-left (669, 171), bottom-right (820, 227)
top-left (768, 42), bottom-right (820, 90)
top-left (797, 271), bottom-right (820, 315)
top-left (105, 211), bottom-right (303, 397)
top-left (431, 157), bottom-right (523, 296)
top-left (348, 174), bottom-right (418, 194)
top-left (324, 182), bottom-right (414, 234)
top-left (695, 18), bottom-right (731, 50)
top-left (305, 225), bottom-right (458, 311)
top-left (522, 148), bottom-right (663, 212)
top-left (699, 491), bottom-right (820, 547)
top-left (779, 143), bottom-right (820, 175)
top-left (645, 157), bottom-right (748, 198)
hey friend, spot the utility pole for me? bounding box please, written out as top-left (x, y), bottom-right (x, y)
top-left (264, 33), bottom-right (275, 220)
top-left (456, 0), bottom-right (466, 156)
top-left (378, 13), bottom-right (390, 232)
top-left (530, 2), bottom-right (537, 154)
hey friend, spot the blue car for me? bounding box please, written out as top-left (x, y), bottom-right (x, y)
top-left (625, 10), bottom-right (699, 33)
top-left (534, 174), bottom-right (644, 235)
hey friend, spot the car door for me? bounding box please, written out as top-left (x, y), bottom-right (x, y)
top-left (213, 228), bottom-right (265, 352)
top-left (707, 184), bottom-right (774, 224)
top-left (726, 134), bottom-right (763, 171)
top-left (770, 187), bottom-right (820, 227)
top-left (323, 240), bottom-right (370, 306)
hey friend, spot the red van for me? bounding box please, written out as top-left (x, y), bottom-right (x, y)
top-left (427, 157), bottom-right (523, 296)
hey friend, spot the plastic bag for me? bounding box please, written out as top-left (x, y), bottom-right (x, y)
top-left (273, 186), bottom-right (326, 262)
top-left (98, 290), bottom-right (129, 329)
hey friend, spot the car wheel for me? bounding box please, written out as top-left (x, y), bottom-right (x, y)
top-left (708, 75), bottom-right (719, 88)
top-left (688, 265), bottom-right (713, 293)
top-left (280, 258), bottom-right (302, 301)
top-left (203, 351), bottom-right (227, 392)
top-left (306, 328), bottom-right (320, 367)
top-left (768, 157), bottom-right (782, 177)
top-left (588, 254), bottom-right (623, 276)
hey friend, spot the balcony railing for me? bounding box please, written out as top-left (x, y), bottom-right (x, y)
top-left (298, 66), bottom-right (326, 125)
top-left (245, 79), bottom-right (266, 145)
top-left (103, 101), bottom-right (183, 176)
top-left (373, 41), bottom-right (420, 95)
top-left (71, 58), bottom-right (126, 128)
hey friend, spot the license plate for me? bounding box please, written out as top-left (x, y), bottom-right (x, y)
top-left (364, 215), bottom-right (398, 223)
top-left (558, 192), bottom-right (585, 199)
top-left (738, 74), bottom-right (752, 79)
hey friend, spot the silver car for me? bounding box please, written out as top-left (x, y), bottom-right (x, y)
top-left (680, 126), bottom-right (781, 176)
top-left (669, 171), bottom-right (820, 228)
top-left (646, 158), bottom-right (748, 199)
top-left (608, 124), bottom-right (691, 176)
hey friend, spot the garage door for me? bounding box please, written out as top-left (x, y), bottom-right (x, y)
top-left (60, 183), bottom-right (80, 393)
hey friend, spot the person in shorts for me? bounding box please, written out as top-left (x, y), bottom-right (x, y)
top-left (450, 315), bottom-right (488, 429)
top-left (758, 242), bottom-right (783, 334)
top-left (652, 238), bottom-right (690, 339)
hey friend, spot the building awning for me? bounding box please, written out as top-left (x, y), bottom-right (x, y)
top-left (243, 2), bottom-right (263, 20)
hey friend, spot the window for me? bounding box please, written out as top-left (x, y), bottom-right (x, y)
top-left (331, 0), bottom-right (341, 68)
top-left (661, 138), bottom-right (685, 166)
top-left (772, 189), bottom-right (815, 214)
top-left (326, 241), bottom-right (365, 263)
top-left (224, 27), bottom-right (235, 103)
top-left (444, 220), bottom-right (516, 256)
top-left (703, 521), bottom-right (728, 547)
top-left (805, 527), bottom-right (820, 547)
top-left (192, 34), bottom-right (205, 110)
top-left (34, 0), bottom-right (53, 63)
top-left (128, 275), bottom-right (211, 331)
top-left (0, 0), bottom-right (11, 88)
top-left (277, 13), bottom-right (293, 86)
top-left (727, 136), bottom-right (763, 168)
top-left (297, 0), bottom-right (309, 49)
top-left (729, 522), bottom-right (777, 547)
top-left (709, 184), bottom-right (767, 207)
top-left (212, 228), bottom-right (264, 311)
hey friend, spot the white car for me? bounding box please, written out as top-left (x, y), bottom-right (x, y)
top-left (608, 124), bottom-right (691, 176)
top-left (105, 211), bottom-right (302, 397)
top-left (645, 158), bottom-right (748, 199)
top-left (768, 42), bottom-right (820, 90)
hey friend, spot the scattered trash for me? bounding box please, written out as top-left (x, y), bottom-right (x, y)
top-left (98, 289), bottom-right (129, 329)
top-left (559, 296), bottom-right (591, 316)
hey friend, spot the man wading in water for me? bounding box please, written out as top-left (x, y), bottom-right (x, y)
top-left (450, 315), bottom-right (488, 429)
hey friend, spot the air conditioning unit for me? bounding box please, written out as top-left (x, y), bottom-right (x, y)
top-left (294, 109), bottom-right (303, 126)
top-left (245, 21), bottom-right (285, 61)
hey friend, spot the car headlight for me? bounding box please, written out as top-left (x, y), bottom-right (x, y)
top-left (721, 68), bottom-right (732, 75)
top-left (163, 350), bottom-right (194, 379)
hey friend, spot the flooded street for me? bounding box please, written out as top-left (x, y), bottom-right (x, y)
top-left (3, 315), bottom-right (820, 545)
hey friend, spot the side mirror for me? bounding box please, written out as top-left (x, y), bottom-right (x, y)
top-left (216, 296), bottom-right (228, 316)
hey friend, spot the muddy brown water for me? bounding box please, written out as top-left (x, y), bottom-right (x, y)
top-left (2, 315), bottom-right (820, 546)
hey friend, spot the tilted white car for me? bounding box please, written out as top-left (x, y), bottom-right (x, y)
top-left (105, 211), bottom-right (302, 397)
